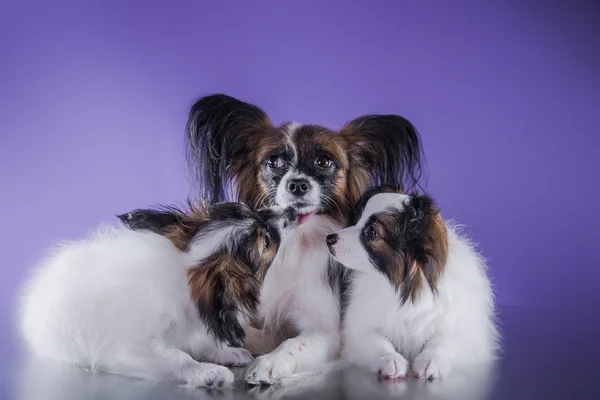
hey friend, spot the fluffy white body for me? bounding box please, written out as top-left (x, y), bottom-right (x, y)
top-left (244, 215), bottom-right (343, 385)
top-left (18, 225), bottom-right (252, 387)
top-left (338, 194), bottom-right (499, 380)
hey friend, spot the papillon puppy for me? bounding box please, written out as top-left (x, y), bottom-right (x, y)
top-left (327, 186), bottom-right (499, 380)
top-left (184, 94), bottom-right (424, 384)
top-left (19, 202), bottom-right (297, 387)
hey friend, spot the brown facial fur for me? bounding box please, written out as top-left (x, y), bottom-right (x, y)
top-left (250, 125), bottom-right (351, 220)
top-left (361, 195), bottom-right (448, 303)
top-left (185, 95), bottom-right (424, 227)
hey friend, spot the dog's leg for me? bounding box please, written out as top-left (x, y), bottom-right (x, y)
top-left (343, 331), bottom-right (409, 380)
top-left (108, 339), bottom-right (235, 387)
top-left (243, 324), bottom-right (277, 356)
top-left (245, 331), bottom-right (338, 385)
top-left (412, 334), bottom-right (451, 381)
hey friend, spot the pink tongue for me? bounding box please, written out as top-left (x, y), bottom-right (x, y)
top-left (298, 211), bottom-right (317, 225)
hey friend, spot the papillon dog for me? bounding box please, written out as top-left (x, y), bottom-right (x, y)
top-left (18, 202), bottom-right (296, 387)
top-left (327, 186), bottom-right (499, 380)
top-left (184, 94), bottom-right (424, 384)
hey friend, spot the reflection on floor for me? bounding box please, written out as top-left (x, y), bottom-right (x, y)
top-left (2, 306), bottom-right (599, 400)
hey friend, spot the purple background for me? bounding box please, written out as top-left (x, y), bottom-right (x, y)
top-left (1, 0), bottom-right (599, 316)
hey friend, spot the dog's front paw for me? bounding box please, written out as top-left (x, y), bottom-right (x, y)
top-left (245, 353), bottom-right (296, 385)
top-left (373, 352), bottom-right (409, 379)
top-left (189, 364), bottom-right (235, 388)
top-left (412, 352), bottom-right (447, 381)
top-left (215, 347), bottom-right (254, 366)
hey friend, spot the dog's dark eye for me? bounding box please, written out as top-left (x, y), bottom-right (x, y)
top-left (365, 225), bottom-right (378, 240)
top-left (267, 155), bottom-right (285, 169)
top-left (316, 155), bottom-right (332, 169)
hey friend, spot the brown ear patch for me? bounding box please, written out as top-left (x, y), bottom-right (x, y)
top-left (419, 208), bottom-right (448, 295)
top-left (187, 250), bottom-right (262, 348)
top-left (401, 199), bottom-right (447, 302)
top-left (257, 236), bottom-right (278, 282)
top-left (160, 203), bottom-right (210, 251)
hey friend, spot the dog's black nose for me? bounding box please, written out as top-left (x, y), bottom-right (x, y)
top-left (287, 179), bottom-right (311, 197)
top-left (326, 233), bottom-right (338, 246)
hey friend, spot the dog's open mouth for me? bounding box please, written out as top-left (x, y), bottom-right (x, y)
top-left (297, 211), bottom-right (317, 225)
top-left (287, 202), bottom-right (318, 225)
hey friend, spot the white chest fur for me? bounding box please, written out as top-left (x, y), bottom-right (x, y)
top-left (257, 215), bottom-right (343, 345)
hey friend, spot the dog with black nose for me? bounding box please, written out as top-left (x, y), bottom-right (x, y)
top-left (184, 94), bottom-right (425, 385)
top-left (328, 186), bottom-right (499, 380)
top-left (19, 202), bottom-right (297, 388)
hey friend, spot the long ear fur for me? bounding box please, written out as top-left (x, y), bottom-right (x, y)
top-left (340, 115), bottom-right (425, 205)
top-left (117, 202), bottom-right (208, 251)
top-left (401, 194), bottom-right (447, 302)
top-left (185, 94), bottom-right (273, 203)
top-left (117, 207), bottom-right (184, 235)
top-left (188, 251), bottom-right (258, 348)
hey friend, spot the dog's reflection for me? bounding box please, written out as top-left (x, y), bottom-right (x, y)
top-left (16, 355), bottom-right (497, 400)
top-left (16, 354), bottom-right (336, 400)
top-left (340, 363), bottom-right (498, 400)
top-left (245, 370), bottom-right (336, 400)
top-left (15, 355), bottom-right (239, 400)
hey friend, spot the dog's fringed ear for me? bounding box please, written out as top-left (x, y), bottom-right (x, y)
top-left (340, 115), bottom-right (425, 206)
top-left (117, 207), bottom-right (183, 235)
top-left (403, 195), bottom-right (435, 245)
top-left (188, 252), bottom-right (247, 348)
top-left (207, 273), bottom-right (247, 348)
top-left (185, 94), bottom-right (274, 203)
top-left (400, 194), bottom-right (447, 302)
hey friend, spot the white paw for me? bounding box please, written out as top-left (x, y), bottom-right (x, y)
top-left (373, 353), bottom-right (409, 380)
top-left (245, 353), bottom-right (296, 385)
top-left (215, 347), bottom-right (254, 366)
top-left (189, 365), bottom-right (235, 388)
top-left (412, 353), bottom-right (447, 381)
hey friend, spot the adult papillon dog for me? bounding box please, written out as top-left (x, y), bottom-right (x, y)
top-left (19, 202), bottom-right (296, 387)
top-left (183, 94), bottom-right (424, 384)
top-left (327, 186), bottom-right (499, 380)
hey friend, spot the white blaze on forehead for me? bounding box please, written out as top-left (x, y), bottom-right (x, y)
top-left (357, 193), bottom-right (411, 227)
top-left (286, 122), bottom-right (302, 136)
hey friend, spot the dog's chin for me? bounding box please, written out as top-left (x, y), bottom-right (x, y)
top-left (327, 249), bottom-right (357, 270)
top-left (328, 250), bottom-right (344, 265)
